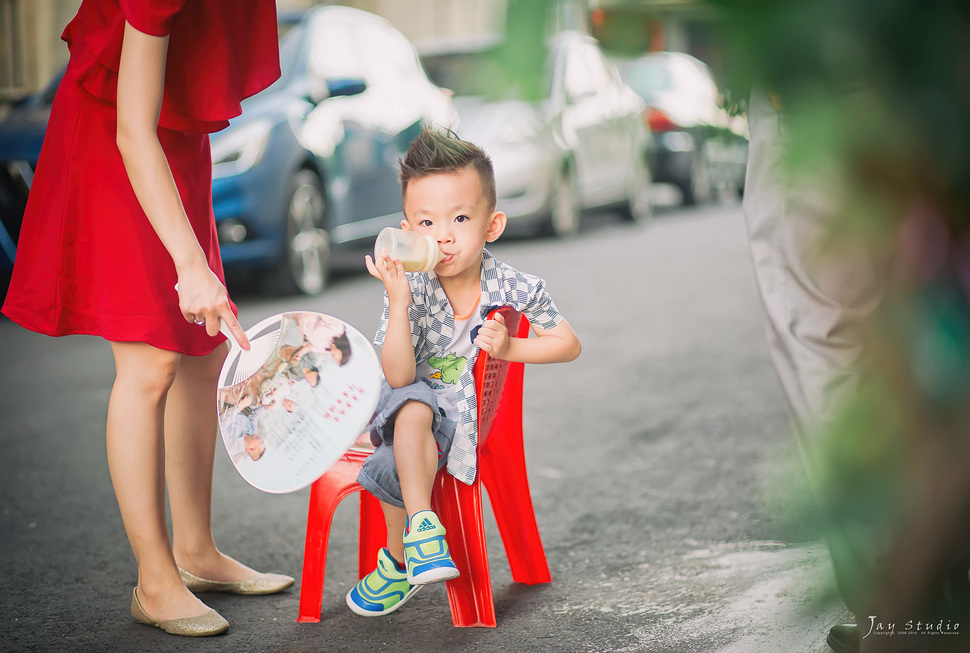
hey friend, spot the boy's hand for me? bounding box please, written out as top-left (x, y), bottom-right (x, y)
top-left (365, 250), bottom-right (412, 311)
top-left (474, 312), bottom-right (511, 359)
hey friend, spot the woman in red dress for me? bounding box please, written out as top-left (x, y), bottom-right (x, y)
top-left (2, 0), bottom-right (292, 636)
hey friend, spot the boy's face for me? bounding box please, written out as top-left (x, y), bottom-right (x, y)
top-left (402, 167), bottom-right (506, 282)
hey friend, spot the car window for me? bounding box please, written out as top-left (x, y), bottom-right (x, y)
top-left (276, 20), bottom-right (306, 85)
top-left (38, 69), bottom-right (65, 106)
top-left (422, 48), bottom-right (502, 98)
top-left (619, 58), bottom-right (673, 102)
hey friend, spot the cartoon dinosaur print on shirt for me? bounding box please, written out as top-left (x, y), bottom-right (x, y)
top-left (427, 353), bottom-right (467, 385)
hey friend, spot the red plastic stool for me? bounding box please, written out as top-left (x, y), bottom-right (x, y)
top-left (296, 307), bottom-right (551, 627)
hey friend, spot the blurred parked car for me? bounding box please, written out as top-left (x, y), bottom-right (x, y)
top-left (0, 6), bottom-right (458, 294)
top-left (0, 71), bottom-right (61, 274)
top-left (420, 31), bottom-right (652, 238)
top-left (615, 52), bottom-right (748, 205)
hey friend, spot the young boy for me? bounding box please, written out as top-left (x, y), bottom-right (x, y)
top-left (348, 128), bottom-right (581, 617)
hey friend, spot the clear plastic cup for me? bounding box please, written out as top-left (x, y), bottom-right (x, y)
top-left (373, 227), bottom-right (443, 273)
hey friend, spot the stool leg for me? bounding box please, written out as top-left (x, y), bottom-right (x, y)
top-left (298, 455), bottom-right (368, 623)
top-left (358, 490), bottom-right (387, 578)
top-left (480, 441), bottom-right (551, 585)
top-left (432, 472), bottom-right (496, 627)
top-left (297, 477), bottom-right (341, 623)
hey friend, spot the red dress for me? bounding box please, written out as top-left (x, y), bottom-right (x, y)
top-left (1, 0), bottom-right (280, 355)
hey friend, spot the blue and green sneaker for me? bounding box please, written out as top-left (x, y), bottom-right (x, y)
top-left (403, 510), bottom-right (460, 585)
top-left (346, 548), bottom-right (421, 617)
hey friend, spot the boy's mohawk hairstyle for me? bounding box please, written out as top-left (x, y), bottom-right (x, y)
top-left (400, 127), bottom-right (496, 210)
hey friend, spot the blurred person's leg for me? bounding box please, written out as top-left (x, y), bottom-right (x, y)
top-left (742, 89), bottom-right (888, 619)
top-left (745, 89), bottom-right (970, 652)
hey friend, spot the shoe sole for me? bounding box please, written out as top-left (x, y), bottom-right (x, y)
top-left (825, 632), bottom-right (858, 653)
top-left (408, 565), bottom-right (460, 586)
top-left (345, 584), bottom-right (422, 617)
top-left (130, 589), bottom-right (229, 636)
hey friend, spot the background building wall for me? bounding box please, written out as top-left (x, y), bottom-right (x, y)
top-left (0, 0), bottom-right (80, 101)
top-left (2, 0), bottom-right (510, 103)
top-left (277, 0), bottom-right (507, 46)
top-left (2, 0), bottom-right (703, 104)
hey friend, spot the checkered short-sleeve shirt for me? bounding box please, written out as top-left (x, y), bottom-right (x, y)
top-left (374, 249), bottom-right (563, 484)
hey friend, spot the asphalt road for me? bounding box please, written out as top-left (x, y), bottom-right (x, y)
top-left (0, 198), bottom-right (845, 652)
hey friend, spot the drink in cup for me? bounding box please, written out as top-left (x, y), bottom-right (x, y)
top-left (373, 227), bottom-right (444, 273)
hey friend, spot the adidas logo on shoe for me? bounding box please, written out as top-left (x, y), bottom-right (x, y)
top-left (403, 512), bottom-right (459, 585)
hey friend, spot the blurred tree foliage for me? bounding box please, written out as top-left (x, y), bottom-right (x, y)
top-left (440, 0), bottom-right (554, 104)
top-left (711, 0), bottom-right (970, 619)
top-left (491, 0), bottom-right (551, 103)
top-left (712, 0), bottom-right (970, 231)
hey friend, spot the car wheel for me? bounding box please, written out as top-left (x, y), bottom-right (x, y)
top-left (545, 166), bottom-right (581, 238)
top-left (682, 148), bottom-right (712, 206)
top-left (278, 169), bottom-right (331, 295)
top-left (623, 152), bottom-right (653, 223)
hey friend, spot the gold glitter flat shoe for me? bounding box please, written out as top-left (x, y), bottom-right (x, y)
top-left (130, 588), bottom-right (229, 637)
top-left (178, 567), bottom-right (295, 595)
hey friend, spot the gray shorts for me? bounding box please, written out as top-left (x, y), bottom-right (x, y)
top-left (357, 382), bottom-right (457, 509)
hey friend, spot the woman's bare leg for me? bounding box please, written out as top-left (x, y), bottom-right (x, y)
top-left (166, 342), bottom-right (255, 581)
top-left (107, 341), bottom-right (210, 620)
